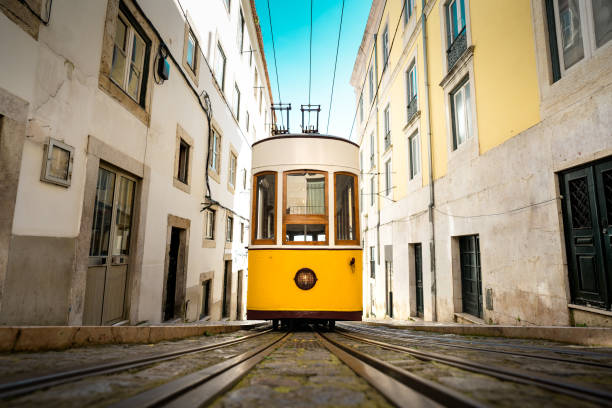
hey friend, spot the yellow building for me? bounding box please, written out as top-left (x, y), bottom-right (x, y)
top-left (351, 0), bottom-right (612, 326)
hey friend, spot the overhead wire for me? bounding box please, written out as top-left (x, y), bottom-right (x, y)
top-left (266, 0), bottom-right (284, 128)
top-left (308, 0), bottom-right (313, 128)
top-left (326, 0), bottom-right (345, 134)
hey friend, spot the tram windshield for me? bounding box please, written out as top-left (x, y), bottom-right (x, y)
top-left (335, 173), bottom-right (357, 243)
top-left (284, 171), bottom-right (328, 243)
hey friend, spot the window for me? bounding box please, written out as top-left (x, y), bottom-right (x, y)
top-left (240, 222), bottom-right (244, 242)
top-left (370, 132), bottom-right (375, 168)
top-left (233, 83), bottom-right (241, 120)
top-left (368, 67), bottom-right (375, 103)
top-left (407, 62), bottom-right (417, 101)
top-left (204, 209), bottom-right (215, 239)
top-left (408, 132), bottom-right (420, 179)
top-left (254, 69), bottom-right (259, 97)
top-left (209, 128), bottom-right (221, 176)
top-left (382, 25), bottom-right (390, 69)
top-left (360, 152), bottom-right (364, 174)
top-left (226, 215), bottom-right (234, 242)
top-left (246, 111), bottom-right (250, 131)
top-left (359, 94), bottom-right (364, 123)
top-left (259, 89), bottom-right (263, 113)
top-left (223, 0), bottom-right (231, 12)
top-left (283, 171), bottom-right (328, 244)
top-left (111, 10), bottom-right (148, 103)
top-left (243, 169), bottom-right (247, 189)
top-left (214, 43), bottom-right (226, 91)
top-left (229, 151), bottom-right (237, 189)
top-left (370, 176), bottom-right (375, 206)
top-left (252, 172), bottom-right (276, 244)
top-left (177, 139), bottom-right (189, 184)
top-left (335, 173), bottom-right (359, 244)
top-left (238, 8), bottom-right (245, 50)
top-left (385, 160), bottom-right (392, 196)
top-left (383, 105), bottom-right (391, 150)
top-left (450, 79), bottom-right (473, 149)
top-left (370, 246), bottom-right (376, 278)
top-left (186, 30), bottom-right (197, 71)
top-left (447, 0), bottom-right (466, 43)
top-left (404, 0), bottom-right (414, 24)
top-left (549, 0), bottom-right (612, 76)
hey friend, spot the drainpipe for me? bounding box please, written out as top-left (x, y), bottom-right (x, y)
top-left (421, 0), bottom-right (437, 321)
top-left (373, 33), bottom-right (382, 298)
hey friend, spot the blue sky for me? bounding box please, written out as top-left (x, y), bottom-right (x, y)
top-left (253, 0), bottom-right (371, 139)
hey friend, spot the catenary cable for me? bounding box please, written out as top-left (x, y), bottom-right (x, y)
top-left (266, 0), bottom-right (284, 126)
top-left (326, 0), bottom-right (345, 134)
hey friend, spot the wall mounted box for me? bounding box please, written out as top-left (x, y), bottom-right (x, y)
top-left (40, 137), bottom-right (74, 187)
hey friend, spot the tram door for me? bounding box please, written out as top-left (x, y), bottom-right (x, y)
top-left (84, 166), bottom-right (136, 325)
top-left (560, 158), bottom-right (612, 311)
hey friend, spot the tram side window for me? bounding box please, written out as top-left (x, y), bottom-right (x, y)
top-left (284, 171), bottom-right (328, 243)
top-left (254, 173), bottom-right (275, 243)
top-left (335, 173), bottom-right (358, 244)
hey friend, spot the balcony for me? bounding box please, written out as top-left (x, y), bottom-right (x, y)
top-left (447, 27), bottom-right (467, 71)
top-left (406, 96), bottom-right (418, 124)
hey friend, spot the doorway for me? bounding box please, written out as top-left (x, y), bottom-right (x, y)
top-left (200, 279), bottom-right (211, 319)
top-left (162, 215), bottom-right (190, 322)
top-left (460, 235), bottom-right (482, 318)
top-left (560, 157), bottom-right (612, 311)
top-left (84, 165), bottom-right (136, 325)
top-left (222, 260), bottom-right (232, 319)
top-left (414, 243), bottom-right (424, 317)
top-left (236, 270), bottom-right (243, 320)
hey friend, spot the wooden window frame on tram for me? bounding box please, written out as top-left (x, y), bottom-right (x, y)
top-left (251, 171), bottom-right (277, 245)
top-left (333, 171), bottom-right (360, 246)
top-left (282, 169), bottom-right (329, 246)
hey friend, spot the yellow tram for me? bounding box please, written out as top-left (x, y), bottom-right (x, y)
top-left (247, 134), bottom-right (362, 328)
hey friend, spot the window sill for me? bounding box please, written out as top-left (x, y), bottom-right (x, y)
top-left (208, 168), bottom-right (221, 184)
top-left (173, 178), bottom-right (191, 194)
top-left (568, 303), bottom-right (612, 318)
top-left (439, 45), bottom-right (474, 89)
top-left (403, 110), bottom-right (421, 131)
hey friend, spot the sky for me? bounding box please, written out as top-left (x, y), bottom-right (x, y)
top-left (253, 0), bottom-right (372, 139)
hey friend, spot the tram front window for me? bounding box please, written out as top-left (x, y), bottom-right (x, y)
top-left (335, 173), bottom-right (358, 244)
top-left (284, 171), bottom-right (328, 244)
top-left (254, 173), bottom-right (275, 242)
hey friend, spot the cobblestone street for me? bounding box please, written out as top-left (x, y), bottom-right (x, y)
top-left (1, 323), bottom-right (611, 407)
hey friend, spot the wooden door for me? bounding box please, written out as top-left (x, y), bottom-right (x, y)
top-left (84, 166), bottom-right (136, 325)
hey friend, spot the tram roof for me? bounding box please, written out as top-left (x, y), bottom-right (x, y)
top-left (252, 134), bottom-right (359, 148)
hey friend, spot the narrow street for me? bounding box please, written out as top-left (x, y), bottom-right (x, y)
top-left (1, 323), bottom-right (611, 407)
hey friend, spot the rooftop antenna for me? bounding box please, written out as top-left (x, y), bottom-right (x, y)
top-left (301, 104), bottom-right (320, 133)
top-left (271, 103), bottom-right (291, 135)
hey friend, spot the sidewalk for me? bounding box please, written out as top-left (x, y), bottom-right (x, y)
top-left (0, 320), bottom-right (268, 352)
top-left (357, 317), bottom-right (612, 347)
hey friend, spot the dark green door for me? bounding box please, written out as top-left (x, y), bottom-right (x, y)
top-left (460, 235), bottom-right (482, 318)
top-left (561, 158), bottom-right (612, 310)
top-left (414, 244), bottom-right (424, 317)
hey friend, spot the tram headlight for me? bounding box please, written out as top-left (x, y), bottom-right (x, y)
top-left (294, 268), bottom-right (317, 290)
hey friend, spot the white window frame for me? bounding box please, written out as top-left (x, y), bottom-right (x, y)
top-left (408, 131), bottom-right (420, 179)
top-left (368, 67), bottom-right (375, 104)
top-left (406, 62), bottom-right (417, 101)
top-left (111, 11), bottom-right (147, 103)
top-left (370, 176), bottom-right (375, 206)
top-left (450, 78), bottom-right (473, 150)
top-left (229, 151), bottom-right (237, 188)
top-left (404, 0), bottom-right (414, 24)
top-left (385, 159), bottom-right (392, 196)
top-left (552, 0), bottom-right (612, 76)
top-left (359, 94), bottom-right (364, 123)
top-left (383, 105), bottom-right (391, 150)
top-left (439, 0), bottom-right (473, 74)
top-left (233, 83), bottom-right (241, 120)
top-left (447, 0), bottom-right (467, 43)
top-left (226, 215), bottom-right (234, 242)
top-left (214, 42), bottom-right (226, 91)
top-left (204, 209), bottom-right (215, 240)
top-left (369, 132), bottom-right (375, 168)
top-left (382, 25), bottom-right (390, 69)
top-left (238, 7), bottom-right (245, 51)
top-left (186, 30), bottom-right (197, 71)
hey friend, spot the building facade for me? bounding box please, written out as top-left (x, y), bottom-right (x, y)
top-left (0, 0), bottom-right (272, 325)
top-left (352, 0), bottom-right (612, 326)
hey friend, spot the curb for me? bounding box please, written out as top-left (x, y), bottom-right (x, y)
top-left (0, 322), bottom-right (266, 352)
top-left (361, 321), bottom-right (612, 347)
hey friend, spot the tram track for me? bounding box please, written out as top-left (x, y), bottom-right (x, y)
top-left (339, 322), bottom-right (612, 363)
top-left (328, 327), bottom-right (612, 407)
top-left (0, 327), bottom-right (273, 400)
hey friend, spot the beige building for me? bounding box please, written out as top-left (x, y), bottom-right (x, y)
top-left (352, 0), bottom-right (612, 326)
top-left (0, 0), bottom-right (273, 325)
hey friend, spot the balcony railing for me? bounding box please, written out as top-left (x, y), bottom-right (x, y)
top-left (447, 27), bottom-right (467, 70)
top-left (406, 96), bottom-right (418, 124)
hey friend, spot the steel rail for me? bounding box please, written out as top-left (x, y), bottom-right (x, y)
top-left (337, 324), bottom-right (612, 369)
top-left (109, 332), bottom-right (290, 408)
top-left (314, 330), bottom-right (484, 408)
top-left (336, 329), bottom-right (612, 407)
top-left (0, 328), bottom-right (273, 400)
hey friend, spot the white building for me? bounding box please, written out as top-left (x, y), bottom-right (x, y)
top-left (0, 0), bottom-right (273, 325)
